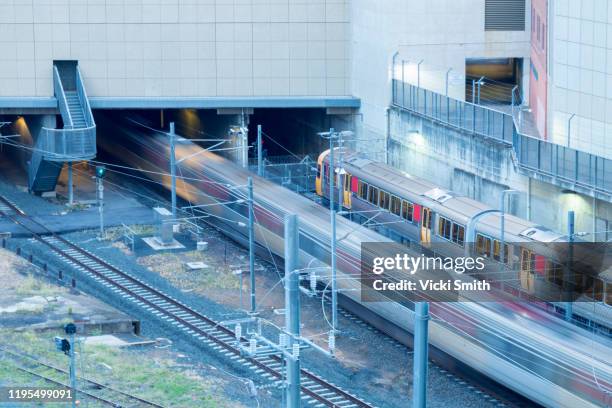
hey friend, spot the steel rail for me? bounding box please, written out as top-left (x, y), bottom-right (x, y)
top-left (0, 195), bottom-right (376, 408)
top-left (0, 347), bottom-right (165, 407)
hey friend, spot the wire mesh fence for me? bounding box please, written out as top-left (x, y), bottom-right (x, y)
top-left (391, 75), bottom-right (612, 195)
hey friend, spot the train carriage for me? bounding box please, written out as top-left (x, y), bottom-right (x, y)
top-left (316, 149), bottom-right (612, 327)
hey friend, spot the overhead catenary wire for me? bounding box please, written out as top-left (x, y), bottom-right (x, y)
top-left (7, 116), bottom-right (610, 401)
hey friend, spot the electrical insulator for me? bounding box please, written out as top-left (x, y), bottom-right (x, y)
top-left (246, 380), bottom-right (258, 397)
top-left (249, 338), bottom-right (257, 355)
top-left (310, 272), bottom-right (317, 292)
top-left (292, 343), bottom-right (300, 359)
top-left (328, 331), bottom-right (336, 351)
top-left (235, 324), bottom-right (242, 340)
top-left (279, 333), bottom-right (288, 348)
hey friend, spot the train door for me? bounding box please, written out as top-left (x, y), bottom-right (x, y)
top-left (343, 173), bottom-right (352, 209)
top-left (316, 163), bottom-right (322, 195)
top-left (420, 207), bottom-right (432, 245)
top-left (519, 247), bottom-right (536, 294)
top-left (315, 151), bottom-right (328, 196)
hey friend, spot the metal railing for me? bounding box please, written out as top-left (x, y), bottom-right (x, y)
top-left (76, 66), bottom-right (95, 128)
top-left (53, 66), bottom-right (73, 129)
top-left (36, 127), bottom-right (96, 162)
top-left (392, 79), bottom-right (612, 195)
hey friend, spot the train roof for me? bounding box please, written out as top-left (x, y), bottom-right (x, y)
top-left (338, 151), bottom-right (564, 243)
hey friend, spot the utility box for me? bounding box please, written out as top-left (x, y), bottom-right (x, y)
top-left (153, 207), bottom-right (173, 245)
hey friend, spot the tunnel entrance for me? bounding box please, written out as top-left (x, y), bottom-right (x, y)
top-left (465, 58), bottom-right (523, 105)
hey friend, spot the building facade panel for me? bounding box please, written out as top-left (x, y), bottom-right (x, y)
top-left (0, 0), bottom-right (350, 98)
top-left (549, 0), bottom-right (612, 158)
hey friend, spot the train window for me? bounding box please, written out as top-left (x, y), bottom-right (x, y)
top-left (317, 164), bottom-right (321, 178)
top-left (593, 278), bottom-right (604, 302)
top-left (379, 190), bottom-right (390, 210)
top-left (606, 282), bottom-right (612, 306)
top-left (401, 201), bottom-right (414, 222)
top-left (438, 217), bottom-right (452, 240)
top-left (549, 262), bottom-right (563, 286)
top-left (368, 186), bottom-right (379, 205)
top-left (492, 240), bottom-right (509, 264)
top-left (574, 272), bottom-right (590, 292)
top-left (476, 234), bottom-right (492, 257)
top-left (422, 208), bottom-right (431, 229)
top-left (452, 224), bottom-right (465, 246)
top-left (390, 196), bottom-right (401, 216)
top-left (358, 181), bottom-right (368, 199)
top-left (520, 248), bottom-right (530, 272)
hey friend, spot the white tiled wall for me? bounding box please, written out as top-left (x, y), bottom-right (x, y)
top-left (0, 0), bottom-right (350, 98)
top-left (550, 0), bottom-right (612, 158)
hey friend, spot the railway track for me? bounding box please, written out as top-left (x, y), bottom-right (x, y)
top-left (0, 195), bottom-right (376, 408)
top-left (0, 347), bottom-right (164, 407)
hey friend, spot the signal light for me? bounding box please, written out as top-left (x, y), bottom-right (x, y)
top-left (61, 338), bottom-right (71, 355)
top-left (96, 165), bottom-right (106, 179)
top-left (54, 336), bottom-right (71, 355)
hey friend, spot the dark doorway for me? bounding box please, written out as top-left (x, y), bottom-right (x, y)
top-left (465, 58), bottom-right (522, 105)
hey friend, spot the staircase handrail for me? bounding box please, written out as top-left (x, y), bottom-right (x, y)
top-left (36, 126), bottom-right (96, 162)
top-left (76, 66), bottom-right (95, 128)
top-left (53, 65), bottom-right (74, 129)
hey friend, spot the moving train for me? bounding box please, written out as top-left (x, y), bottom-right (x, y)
top-left (98, 114), bottom-right (611, 408)
top-left (316, 149), bottom-right (612, 331)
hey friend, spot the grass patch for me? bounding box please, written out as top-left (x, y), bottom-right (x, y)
top-left (0, 329), bottom-right (240, 408)
top-left (103, 224), bottom-right (156, 241)
top-left (138, 251), bottom-right (241, 292)
top-left (14, 275), bottom-right (62, 297)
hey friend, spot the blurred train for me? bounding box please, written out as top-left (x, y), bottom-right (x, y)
top-left (98, 114), bottom-right (611, 408)
top-left (316, 149), bottom-right (612, 332)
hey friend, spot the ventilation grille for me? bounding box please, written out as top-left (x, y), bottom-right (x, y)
top-left (485, 0), bottom-right (526, 31)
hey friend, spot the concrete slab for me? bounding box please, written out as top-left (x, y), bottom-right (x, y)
top-left (184, 261), bottom-right (209, 271)
top-left (83, 334), bottom-right (156, 348)
top-left (142, 236), bottom-right (185, 250)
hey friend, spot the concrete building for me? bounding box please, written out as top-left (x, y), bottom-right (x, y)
top-left (350, 0), bottom-right (531, 155)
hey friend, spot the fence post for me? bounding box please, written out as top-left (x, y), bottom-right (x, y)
top-left (401, 60), bottom-right (406, 108)
top-left (575, 150), bottom-right (579, 181)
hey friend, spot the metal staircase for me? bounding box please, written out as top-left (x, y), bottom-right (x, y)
top-left (28, 61), bottom-right (96, 193)
top-left (65, 91), bottom-right (87, 128)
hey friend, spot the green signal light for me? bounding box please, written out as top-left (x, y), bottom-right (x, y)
top-left (96, 165), bottom-right (106, 178)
